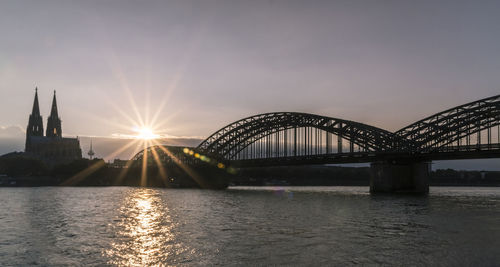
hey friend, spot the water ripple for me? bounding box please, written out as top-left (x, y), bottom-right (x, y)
top-left (0, 186), bottom-right (499, 266)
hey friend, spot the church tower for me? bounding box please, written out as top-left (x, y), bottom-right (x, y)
top-left (46, 90), bottom-right (62, 138)
top-left (24, 88), bottom-right (82, 162)
top-left (26, 87), bottom-right (44, 152)
top-left (26, 87), bottom-right (44, 137)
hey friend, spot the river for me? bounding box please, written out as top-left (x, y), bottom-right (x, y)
top-left (0, 186), bottom-right (499, 266)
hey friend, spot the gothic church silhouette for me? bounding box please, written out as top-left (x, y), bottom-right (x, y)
top-left (25, 88), bottom-right (82, 164)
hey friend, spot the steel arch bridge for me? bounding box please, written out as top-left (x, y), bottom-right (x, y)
top-left (193, 95), bottom-right (500, 166)
top-left (396, 94), bottom-right (500, 152)
top-left (198, 112), bottom-right (408, 158)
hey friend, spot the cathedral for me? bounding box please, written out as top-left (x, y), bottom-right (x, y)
top-left (25, 88), bottom-right (82, 164)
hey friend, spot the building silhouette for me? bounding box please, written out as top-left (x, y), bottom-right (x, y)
top-left (25, 88), bottom-right (82, 164)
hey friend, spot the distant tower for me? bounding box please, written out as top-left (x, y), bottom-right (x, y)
top-left (46, 90), bottom-right (62, 137)
top-left (25, 87), bottom-right (44, 152)
top-left (88, 139), bottom-right (95, 160)
top-left (26, 87), bottom-right (44, 137)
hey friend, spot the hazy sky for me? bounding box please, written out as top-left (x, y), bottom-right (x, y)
top-left (1, 0), bottom-right (499, 168)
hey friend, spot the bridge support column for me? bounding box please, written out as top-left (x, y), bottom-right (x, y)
top-left (370, 161), bottom-right (430, 194)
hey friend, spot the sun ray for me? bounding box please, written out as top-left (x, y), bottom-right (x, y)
top-left (106, 138), bottom-right (142, 160)
top-left (149, 28), bottom-right (201, 127)
top-left (145, 90), bottom-right (151, 127)
top-left (150, 107), bottom-right (189, 132)
top-left (79, 110), bottom-right (138, 134)
top-left (62, 138), bottom-right (143, 186)
top-left (103, 93), bottom-right (145, 129)
top-left (149, 77), bottom-right (181, 127)
top-left (149, 93), bottom-right (171, 128)
top-left (114, 136), bottom-right (152, 186)
top-left (104, 47), bottom-right (146, 128)
top-left (112, 138), bottom-right (146, 185)
top-left (61, 160), bottom-right (107, 186)
top-left (140, 139), bottom-right (150, 186)
top-left (99, 38), bottom-right (210, 188)
top-left (152, 140), bottom-right (208, 188)
top-left (124, 86), bottom-right (146, 128)
top-left (150, 146), bottom-right (169, 186)
top-left (129, 139), bottom-right (149, 159)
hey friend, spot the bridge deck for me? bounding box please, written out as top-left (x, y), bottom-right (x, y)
top-left (230, 144), bottom-right (500, 167)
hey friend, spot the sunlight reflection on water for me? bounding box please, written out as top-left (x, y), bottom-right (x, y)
top-left (0, 187), bottom-right (499, 266)
top-left (105, 189), bottom-right (187, 266)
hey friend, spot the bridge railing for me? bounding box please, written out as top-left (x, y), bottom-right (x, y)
top-left (423, 143), bottom-right (500, 153)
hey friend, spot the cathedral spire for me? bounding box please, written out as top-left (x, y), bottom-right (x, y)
top-left (46, 90), bottom-right (62, 137)
top-left (49, 90), bottom-right (59, 118)
top-left (26, 87), bottom-right (44, 151)
top-left (31, 87), bottom-right (41, 116)
top-left (26, 87), bottom-right (43, 136)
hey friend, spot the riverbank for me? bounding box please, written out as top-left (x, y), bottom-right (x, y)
top-left (232, 166), bottom-right (500, 186)
top-left (1, 166), bottom-right (499, 188)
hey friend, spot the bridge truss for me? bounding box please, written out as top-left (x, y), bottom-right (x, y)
top-left (197, 112), bottom-right (409, 160)
top-left (195, 95), bottom-right (500, 164)
top-left (396, 94), bottom-right (500, 152)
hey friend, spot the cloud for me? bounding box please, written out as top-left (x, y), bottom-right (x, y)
top-left (0, 125), bottom-right (24, 138)
top-left (0, 125), bottom-right (25, 155)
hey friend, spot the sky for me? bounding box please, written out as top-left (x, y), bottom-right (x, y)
top-left (0, 0), bottom-right (499, 169)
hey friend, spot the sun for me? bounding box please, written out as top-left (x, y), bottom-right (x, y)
top-left (134, 127), bottom-right (160, 140)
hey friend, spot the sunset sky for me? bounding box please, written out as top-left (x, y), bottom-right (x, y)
top-left (1, 0), bottom-right (499, 169)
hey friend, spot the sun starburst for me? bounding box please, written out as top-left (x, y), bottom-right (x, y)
top-left (134, 127), bottom-right (160, 140)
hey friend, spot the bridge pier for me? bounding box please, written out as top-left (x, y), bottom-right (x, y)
top-left (370, 161), bottom-right (430, 194)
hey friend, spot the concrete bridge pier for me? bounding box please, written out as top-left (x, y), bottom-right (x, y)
top-left (370, 161), bottom-right (430, 194)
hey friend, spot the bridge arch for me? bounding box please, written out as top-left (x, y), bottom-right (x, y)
top-left (396, 94), bottom-right (500, 151)
top-left (197, 112), bottom-right (403, 160)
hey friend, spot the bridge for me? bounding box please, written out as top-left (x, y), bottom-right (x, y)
top-left (134, 95), bottom-right (500, 193)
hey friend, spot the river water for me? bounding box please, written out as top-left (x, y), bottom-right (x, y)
top-left (0, 186), bottom-right (499, 266)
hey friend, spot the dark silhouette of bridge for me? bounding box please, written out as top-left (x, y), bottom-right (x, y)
top-left (134, 95), bottom-right (499, 193)
top-left (197, 95), bottom-right (500, 166)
